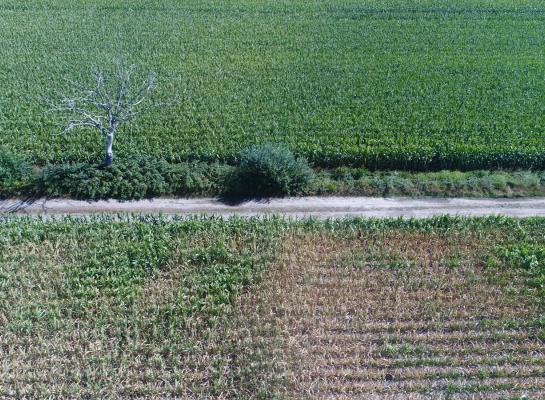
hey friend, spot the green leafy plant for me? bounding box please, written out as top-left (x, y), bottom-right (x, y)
top-left (498, 244), bottom-right (545, 295)
top-left (36, 158), bottom-right (232, 200)
top-left (226, 143), bottom-right (314, 197)
top-left (0, 147), bottom-right (32, 198)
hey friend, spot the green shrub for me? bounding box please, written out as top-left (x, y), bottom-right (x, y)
top-left (167, 162), bottom-right (233, 197)
top-left (37, 158), bottom-right (232, 200)
top-left (227, 143), bottom-right (314, 197)
top-left (0, 147), bottom-right (32, 198)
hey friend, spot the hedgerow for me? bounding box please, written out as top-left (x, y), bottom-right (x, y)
top-left (2, 156), bottom-right (545, 200)
top-left (36, 158), bottom-right (232, 200)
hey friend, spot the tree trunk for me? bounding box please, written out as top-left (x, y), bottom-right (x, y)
top-left (104, 133), bottom-right (114, 167)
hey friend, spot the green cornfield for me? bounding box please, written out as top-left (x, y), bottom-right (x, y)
top-left (1, 0), bottom-right (545, 170)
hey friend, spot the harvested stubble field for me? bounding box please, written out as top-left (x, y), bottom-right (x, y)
top-left (1, 216), bottom-right (545, 398)
top-left (1, 0), bottom-right (545, 170)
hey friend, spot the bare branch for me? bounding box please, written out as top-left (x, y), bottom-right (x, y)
top-left (93, 69), bottom-right (113, 112)
top-left (61, 120), bottom-right (101, 134)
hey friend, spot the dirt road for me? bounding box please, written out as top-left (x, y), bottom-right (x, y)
top-left (2, 197), bottom-right (545, 218)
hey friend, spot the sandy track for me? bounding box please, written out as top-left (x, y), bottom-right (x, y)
top-left (2, 197), bottom-right (545, 218)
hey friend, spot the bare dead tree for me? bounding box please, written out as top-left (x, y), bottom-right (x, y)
top-left (48, 63), bottom-right (162, 166)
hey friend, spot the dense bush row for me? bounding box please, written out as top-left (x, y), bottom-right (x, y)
top-left (0, 148), bottom-right (233, 200)
top-left (37, 158), bottom-right (232, 200)
top-left (0, 145), bottom-right (315, 199)
top-left (2, 145), bottom-right (545, 200)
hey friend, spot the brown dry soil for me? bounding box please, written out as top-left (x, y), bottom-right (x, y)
top-left (232, 231), bottom-right (545, 399)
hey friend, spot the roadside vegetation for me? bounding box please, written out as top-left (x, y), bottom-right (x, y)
top-left (312, 168), bottom-right (545, 198)
top-left (3, 147), bottom-right (545, 200)
top-left (1, 216), bottom-right (544, 398)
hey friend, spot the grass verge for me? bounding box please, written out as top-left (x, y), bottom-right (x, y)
top-left (2, 154), bottom-right (545, 200)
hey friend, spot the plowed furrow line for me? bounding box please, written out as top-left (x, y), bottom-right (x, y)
top-left (302, 282), bottom-right (480, 293)
top-left (321, 324), bottom-right (534, 336)
top-left (289, 316), bottom-right (511, 326)
top-left (306, 283), bottom-right (474, 292)
top-left (306, 298), bottom-right (518, 312)
top-left (285, 307), bottom-right (536, 321)
top-left (308, 365), bottom-right (544, 383)
top-left (313, 353), bottom-right (545, 370)
top-left (309, 342), bottom-right (545, 358)
top-left (302, 318), bottom-right (530, 334)
top-left (304, 329), bottom-right (533, 346)
top-left (447, 391), bottom-right (545, 400)
top-left (320, 389), bottom-right (545, 400)
top-left (316, 394), bottom-right (432, 400)
top-left (289, 297), bottom-right (534, 311)
top-left (305, 270), bottom-right (499, 283)
top-left (309, 376), bottom-right (545, 394)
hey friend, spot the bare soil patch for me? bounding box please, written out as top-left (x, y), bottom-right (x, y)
top-left (244, 231), bottom-right (545, 398)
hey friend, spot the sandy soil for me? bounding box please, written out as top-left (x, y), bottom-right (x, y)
top-left (2, 197), bottom-right (545, 218)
